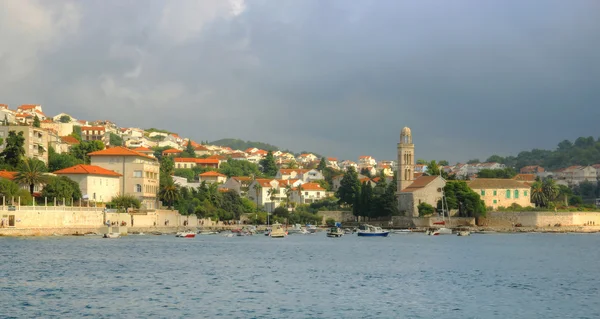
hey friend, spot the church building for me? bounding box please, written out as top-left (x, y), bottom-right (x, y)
top-left (396, 127), bottom-right (446, 217)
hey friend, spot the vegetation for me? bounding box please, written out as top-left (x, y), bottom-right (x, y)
top-left (425, 160), bottom-right (441, 176)
top-left (317, 157), bottom-right (327, 172)
top-left (484, 136), bottom-right (600, 170)
top-left (0, 131), bottom-right (26, 169)
top-left (259, 151), bottom-right (278, 177)
top-left (218, 159), bottom-right (261, 178)
top-left (71, 126), bottom-right (82, 141)
top-left (441, 181), bottom-right (486, 218)
top-left (14, 158), bottom-right (49, 195)
top-left (175, 182), bottom-right (256, 221)
top-left (59, 115), bottom-right (71, 123)
top-left (33, 116), bottom-right (41, 128)
top-left (107, 194), bottom-right (141, 210)
top-left (69, 140), bottom-right (104, 164)
top-left (210, 138), bottom-right (280, 152)
top-left (0, 178), bottom-right (33, 205)
top-left (145, 128), bottom-right (173, 135)
top-left (530, 179), bottom-right (560, 208)
top-left (476, 168), bottom-right (517, 179)
top-left (109, 133), bottom-right (123, 146)
top-left (159, 178), bottom-right (180, 209)
top-left (181, 141), bottom-right (196, 158)
top-left (418, 202), bottom-right (435, 216)
top-left (336, 166), bottom-right (361, 215)
top-left (41, 176), bottom-right (82, 204)
top-left (48, 146), bottom-right (83, 171)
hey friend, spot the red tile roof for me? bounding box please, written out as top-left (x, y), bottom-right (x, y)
top-left (88, 146), bottom-right (155, 160)
top-left (133, 147), bottom-right (153, 153)
top-left (199, 171), bottom-right (226, 177)
top-left (81, 126), bottom-right (105, 131)
top-left (60, 136), bottom-right (80, 145)
top-left (174, 158), bottom-right (219, 164)
top-left (294, 182), bottom-right (324, 191)
top-left (18, 104), bottom-right (39, 110)
top-left (512, 174), bottom-right (536, 182)
top-left (0, 170), bottom-right (17, 180)
top-left (54, 164), bottom-right (122, 177)
top-left (162, 148), bottom-right (182, 154)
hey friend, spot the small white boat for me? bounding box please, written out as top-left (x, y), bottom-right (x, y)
top-left (393, 229), bottom-right (413, 234)
top-left (457, 231), bottom-right (471, 236)
top-left (305, 224), bottom-right (318, 234)
top-left (269, 223), bottom-right (287, 238)
top-left (427, 227), bottom-right (453, 236)
top-left (103, 233), bottom-right (120, 239)
top-left (176, 231), bottom-right (196, 238)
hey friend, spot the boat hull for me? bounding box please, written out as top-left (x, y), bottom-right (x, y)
top-left (357, 232), bottom-right (390, 237)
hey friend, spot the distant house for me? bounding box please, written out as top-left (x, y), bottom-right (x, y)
top-left (220, 176), bottom-right (253, 197)
top-left (53, 164), bottom-right (121, 203)
top-left (520, 165), bottom-right (545, 174)
top-left (398, 175), bottom-right (446, 217)
top-left (276, 169), bottom-right (309, 180)
top-left (198, 171), bottom-right (227, 184)
top-left (174, 158), bottom-right (220, 169)
top-left (467, 178), bottom-right (533, 210)
top-left (81, 126), bottom-right (109, 145)
top-left (162, 148), bottom-right (182, 157)
top-left (290, 182), bottom-right (327, 204)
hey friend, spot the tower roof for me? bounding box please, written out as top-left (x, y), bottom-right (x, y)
top-left (401, 127), bottom-right (411, 136)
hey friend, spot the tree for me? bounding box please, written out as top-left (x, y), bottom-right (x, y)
top-left (0, 131), bottom-right (26, 169)
top-left (418, 202), bottom-right (435, 216)
top-left (159, 178), bottom-right (180, 209)
top-left (182, 141), bottom-right (196, 158)
top-left (69, 140), bottom-right (104, 164)
top-left (467, 159), bottom-right (480, 164)
top-left (108, 194), bottom-right (141, 210)
top-left (477, 168), bottom-right (517, 179)
top-left (174, 168), bottom-right (196, 182)
top-left (336, 166), bottom-right (360, 213)
top-left (425, 160), bottom-right (440, 176)
top-left (359, 181), bottom-right (373, 218)
top-left (416, 159), bottom-right (427, 165)
top-left (109, 133), bottom-right (123, 146)
top-left (259, 151), bottom-right (278, 177)
top-left (267, 188), bottom-right (278, 202)
top-left (59, 115), bottom-right (71, 123)
top-left (2, 114), bottom-right (9, 126)
top-left (360, 167), bottom-right (372, 178)
top-left (218, 159), bottom-right (261, 178)
top-left (252, 183), bottom-right (262, 207)
top-left (33, 115), bottom-right (41, 128)
top-left (48, 146), bottom-right (83, 171)
top-left (317, 157), bottom-right (327, 172)
top-left (14, 158), bottom-right (49, 195)
top-left (441, 181), bottom-right (486, 217)
top-left (71, 126), bottom-right (82, 142)
top-left (542, 179), bottom-right (559, 204)
top-left (530, 181), bottom-right (546, 207)
top-left (41, 176), bottom-right (82, 203)
top-left (438, 160), bottom-right (449, 166)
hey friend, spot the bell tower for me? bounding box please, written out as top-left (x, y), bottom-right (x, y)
top-left (397, 126), bottom-right (415, 193)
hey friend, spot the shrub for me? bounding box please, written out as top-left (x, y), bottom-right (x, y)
top-left (325, 218), bottom-right (336, 226)
top-left (418, 202), bottom-right (435, 216)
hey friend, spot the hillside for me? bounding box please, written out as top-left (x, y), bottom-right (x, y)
top-left (484, 136), bottom-right (600, 171)
top-left (210, 138), bottom-right (281, 152)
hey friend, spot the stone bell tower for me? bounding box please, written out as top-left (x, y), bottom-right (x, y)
top-left (397, 126), bottom-right (415, 193)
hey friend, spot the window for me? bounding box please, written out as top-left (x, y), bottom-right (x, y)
top-left (524, 191), bottom-right (528, 197)
top-left (493, 190), bottom-right (497, 196)
top-left (305, 192), bottom-right (308, 196)
top-left (514, 190), bottom-right (519, 199)
top-left (481, 190), bottom-right (485, 196)
top-left (135, 184), bottom-right (142, 193)
top-left (133, 170), bottom-right (142, 178)
top-left (506, 190), bottom-right (511, 198)
top-left (493, 200), bottom-right (497, 204)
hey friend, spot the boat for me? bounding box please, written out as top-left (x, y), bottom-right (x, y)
top-left (198, 230), bottom-right (218, 235)
top-left (393, 229), bottom-right (413, 234)
top-left (305, 224), bottom-right (318, 234)
top-left (343, 228), bottom-right (354, 234)
top-left (269, 223), bottom-right (287, 238)
top-left (326, 227), bottom-right (344, 237)
top-left (457, 231), bottom-right (471, 236)
top-left (427, 188), bottom-right (453, 236)
top-left (103, 233), bottom-right (120, 239)
top-left (357, 224), bottom-right (390, 237)
top-left (175, 231), bottom-right (196, 238)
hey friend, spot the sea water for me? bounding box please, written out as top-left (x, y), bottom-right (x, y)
top-left (1, 233), bottom-right (599, 318)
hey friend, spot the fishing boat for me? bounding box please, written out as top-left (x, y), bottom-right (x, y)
top-left (103, 233), bottom-right (120, 239)
top-left (357, 224), bottom-right (390, 237)
top-left (326, 227), bottom-right (344, 237)
top-left (269, 223), bottom-right (287, 238)
top-left (175, 231), bottom-right (196, 238)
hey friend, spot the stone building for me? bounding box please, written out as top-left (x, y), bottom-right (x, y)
top-left (396, 127), bottom-right (447, 217)
top-left (467, 178), bottom-right (533, 210)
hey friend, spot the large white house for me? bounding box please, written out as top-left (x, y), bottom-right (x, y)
top-left (53, 164), bottom-right (121, 203)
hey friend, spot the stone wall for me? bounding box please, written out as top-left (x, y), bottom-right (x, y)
top-left (478, 211), bottom-right (600, 227)
top-left (319, 211), bottom-right (354, 224)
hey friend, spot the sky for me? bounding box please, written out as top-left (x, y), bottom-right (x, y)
top-left (1, 0), bottom-right (599, 164)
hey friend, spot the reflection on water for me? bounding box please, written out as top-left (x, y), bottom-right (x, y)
top-left (1, 233), bottom-right (599, 318)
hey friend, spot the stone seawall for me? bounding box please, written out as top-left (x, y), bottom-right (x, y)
top-left (478, 211), bottom-right (600, 227)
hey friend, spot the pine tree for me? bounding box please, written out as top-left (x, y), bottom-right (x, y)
top-left (317, 157), bottom-right (327, 172)
top-left (259, 151), bottom-right (278, 177)
top-left (0, 131), bottom-right (26, 169)
top-left (336, 166), bottom-right (360, 214)
top-left (33, 115), bottom-right (41, 128)
top-left (360, 181), bottom-right (374, 218)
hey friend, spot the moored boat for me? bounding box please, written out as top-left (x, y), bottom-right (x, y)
top-left (103, 233), bottom-right (120, 239)
top-left (176, 231), bottom-right (196, 238)
top-left (326, 227), bottom-right (344, 237)
top-left (457, 230), bottom-right (471, 236)
top-left (269, 223), bottom-right (287, 238)
top-left (357, 224), bottom-right (390, 237)
top-left (305, 224), bottom-right (318, 234)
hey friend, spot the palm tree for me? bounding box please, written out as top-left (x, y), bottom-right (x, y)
top-left (253, 183), bottom-right (262, 207)
top-left (542, 179), bottom-right (559, 203)
top-left (530, 181), bottom-right (546, 207)
top-left (296, 184), bottom-right (304, 205)
top-left (284, 184), bottom-right (293, 209)
top-left (159, 179), bottom-right (180, 209)
top-left (268, 187), bottom-right (278, 202)
top-left (14, 158), bottom-right (49, 195)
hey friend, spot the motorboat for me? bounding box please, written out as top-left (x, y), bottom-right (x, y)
top-left (269, 223), bottom-right (287, 238)
top-left (457, 231), bottom-right (471, 236)
top-left (326, 227), bottom-right (344, 238)
top-left (198, 230), bottom-right (218, 235)
top-left (393, 229), bottom-right (413, 234)
top-left (103, 233), bottom-right (120, 239)
top-left (305, 224), bottom-right (318, 234)
top-left (426, 227), bottom-right (453, 236)
top-left (356, 224), bottom-right (390, 237)
top-left (176, 231), bottom-right (196, 238)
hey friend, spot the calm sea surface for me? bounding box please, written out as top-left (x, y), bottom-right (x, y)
top-left (1, 232), bottom-right (599, 319)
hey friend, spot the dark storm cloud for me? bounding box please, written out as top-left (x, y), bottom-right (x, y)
top-left (1, 0), bottom-right (598, 163)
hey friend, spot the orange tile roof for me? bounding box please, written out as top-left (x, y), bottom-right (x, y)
top-left (293, 182), bottom-right (324, 191)
top-left (54, 164), bottom-right (122, 177)
top-left (401, 176), bottom-right (440, 192)
top-left (327, 157), bottom-right (338, 161)
top-left (162, 148), bottom-right (182, 154)
top-left (359, 155), bottom-right (372, 159)
top-left (254, 178), bottom-right (275, 187)
top-left (88, 146), bottom-right (155, 160)
top-left (512, 174), bottom-right (535, 182)
top-left (0, 104), bottom-right (8, 108)
top-left (60, 136), bottom-right (80, 145)
top-left (133, 147), bottom-right (153, 152)
top-left (41, 119), bottom-right (53, 123)
top-left (174, 158), bottom-right (219, 164)
top-left (199, 171), bottom-right (226, 177)
top-left (0, 170), bottom-right (17, 180)
top-left (207, 155), bottom-right (227, 160)
top-left (194, 145), bottom-right (209, 151)
top-left (18, 104), bottom-right (39, 110)
top-left (279, 169), bottom-right (309, 175)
